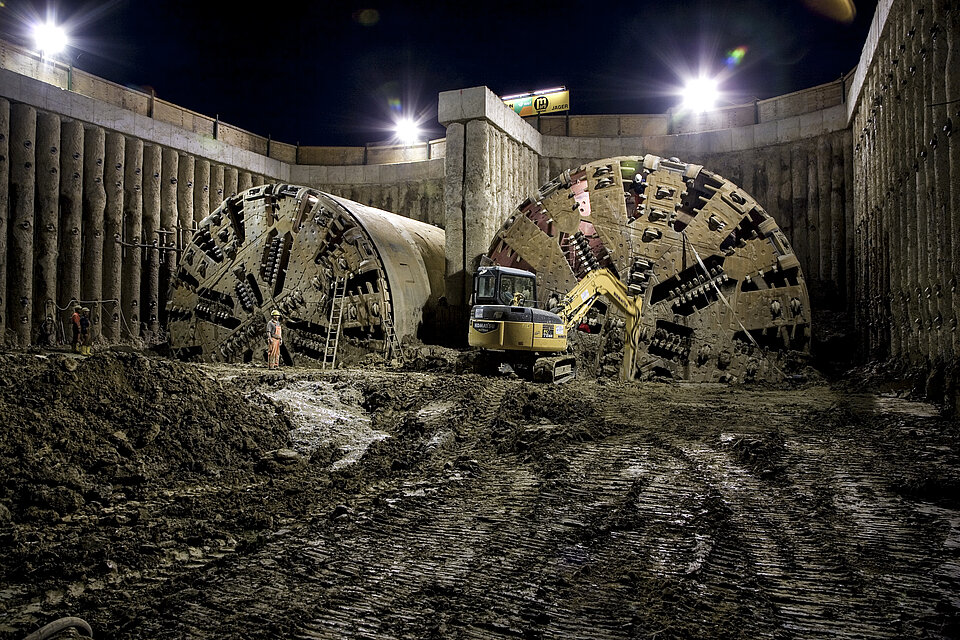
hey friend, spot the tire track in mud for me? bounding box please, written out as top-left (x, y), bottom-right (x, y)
top-left (73, 373), bottom-right (960, 639)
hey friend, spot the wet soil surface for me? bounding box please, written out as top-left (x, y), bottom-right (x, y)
top-left (1, 350), bottom-right (959, 639)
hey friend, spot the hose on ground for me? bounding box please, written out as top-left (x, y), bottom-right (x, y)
top-left (22, 617), bottom-right (93, 640)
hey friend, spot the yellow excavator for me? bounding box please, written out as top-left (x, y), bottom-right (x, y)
top-left (467, 265), bottom-right (643, 383)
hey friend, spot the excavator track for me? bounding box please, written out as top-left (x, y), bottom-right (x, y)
top-left (533, 354), bottom-right (577, 384)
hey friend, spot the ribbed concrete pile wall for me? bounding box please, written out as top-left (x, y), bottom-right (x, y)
top-left (0, 99), bottom-right (267, 346)
top-left (851, 0), bottom-right (960, 386)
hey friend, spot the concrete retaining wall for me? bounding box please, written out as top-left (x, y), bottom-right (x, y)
top-left (0, 95), bottom-right (272, 345)
top-left (849, 0), bottom-right (960, 386)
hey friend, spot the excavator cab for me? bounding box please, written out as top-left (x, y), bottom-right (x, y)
top-left (473, 266), bottom-right (537, 307)
top-left (468, 266), bottom-right (573, 382)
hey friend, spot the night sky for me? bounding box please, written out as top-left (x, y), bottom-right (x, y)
top-left (1, 0), bottom-right (879, 147)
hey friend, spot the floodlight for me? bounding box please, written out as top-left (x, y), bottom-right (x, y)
top-left (681, 76), bottom-right (719, 113)
top-left (394, 118), bottom-right (421, 145)
top-left (33, 21), bottom-right (68, 58)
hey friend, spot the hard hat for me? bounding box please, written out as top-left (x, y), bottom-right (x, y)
top-left (271, 309), bottom-right (281, 316)
top-left (74, 305), bottom-right (82, 311)
top-left (81, 307), bottom-right (90, 312)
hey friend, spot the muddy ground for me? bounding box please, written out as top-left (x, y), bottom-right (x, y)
top-left (1, 346), bottom-right (959, 639)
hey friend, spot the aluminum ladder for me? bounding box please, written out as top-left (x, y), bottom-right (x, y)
top-left (382, 308), bottom-right (405, 366)
top-left (322, 277), bottom-right (346, 370)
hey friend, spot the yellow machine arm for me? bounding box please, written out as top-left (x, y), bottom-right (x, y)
top-left (556, 268), bottom-right (644, 381)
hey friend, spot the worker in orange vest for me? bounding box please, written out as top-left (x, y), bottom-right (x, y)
top-left (70, 305), bottom-right (82, 352)
top-left (267, 309), bottom-right (283, 369)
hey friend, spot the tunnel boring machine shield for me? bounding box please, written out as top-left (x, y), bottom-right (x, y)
top-left (167, 184), bottom-right (445, 363)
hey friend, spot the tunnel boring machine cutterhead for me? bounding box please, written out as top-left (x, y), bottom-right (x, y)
top-left (167, 184), bottom-right (445, 363)
top-left (483, 154), bottom-right (811, 382)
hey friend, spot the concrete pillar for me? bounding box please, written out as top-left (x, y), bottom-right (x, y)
top-left (238, 170), bottom-right (252, 193)
top-left (34, 112), bottom-right (60, 332)
top-left (906, 0), bottom-right (930, 360)
top-left (58, 120), bottom-right (83, 323)
top-left (829, 134), bottom-right (846, 299)
top-left (759, 146), bottom-right (777, 227)
top-left (929, 0), bottom-right (952, 362)
top-left (879, 31), bottom-right (901, 360)
top-left (777, 146), bottom-right (794, 255)
top-left (252, 174), bottom-right (264, 188)
top-left (223, 166), bottom-right (238, 199)
top-left (160, 148), bottom-right (179, 327)
top-left (102, 132), bottom-right (125, 342)
top-left (465, 120), bottom-right (497, 280)
top-left (210, 164), bottom-right (224, 213)
top-left (142, 145), bottom-right (162, 337)
top-left (0, 99), bottom-right (8, 343)
top-left (122, 137), bottom-right (143, 339)
top-left (443, 122), bottom-right (466, 305)
top-left (898, 5), bottom-right (927, 363)
top-left (917, 1), bottom-right (939, 362)
top-left (805, 143), bottom-right (821, 285)
top-left (9, 103), bottom-right (37, 345)
top-left (790, 146), bottom-right (809, 279)
top-left (194, 158), bottom-right (210, 225)
top-left (864, 73), bottom-right (880, 355)
top-left (177, 153), bottom-right (195, 250)
top-left (816, 136), bottom-right (832, 297)
top-left (945, 0), bottom-right (960, 357)
top-left (82, 126), bottom-right (105, 342)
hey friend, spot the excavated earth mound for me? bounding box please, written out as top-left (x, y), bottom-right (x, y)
top-left (1, 351), bottom-right (959, 639)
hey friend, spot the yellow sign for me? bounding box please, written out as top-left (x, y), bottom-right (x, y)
top-left (503, 88), bottom-right (570, 117)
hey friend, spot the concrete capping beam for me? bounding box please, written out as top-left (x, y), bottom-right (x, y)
top-left (846, 0), bottom-right (894, 123)
top-left (438, 86), bottom-right (543, 155)
top-left (0, 68), bottom-right (289, 181)
top-left (540, 103), bottom-right (849, 159)
top-left (289, 157), bottom-right (445, 186)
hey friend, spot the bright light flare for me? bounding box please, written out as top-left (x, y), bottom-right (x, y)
top-left (725, 46), bottom-right (748, 68)
top-left (681, 76), bottom-right (720, 113)
top-left (394, 118), bottom-right (422, 145)
top-left (33, 21), bottom-right (68, 58)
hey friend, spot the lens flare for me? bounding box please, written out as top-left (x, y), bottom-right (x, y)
top-left (353, 8), bottom-right (380, 27)
top-left (388, 98), bottom-right (402, 113)
top-left (725, 46), bottom-right (747, 68)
